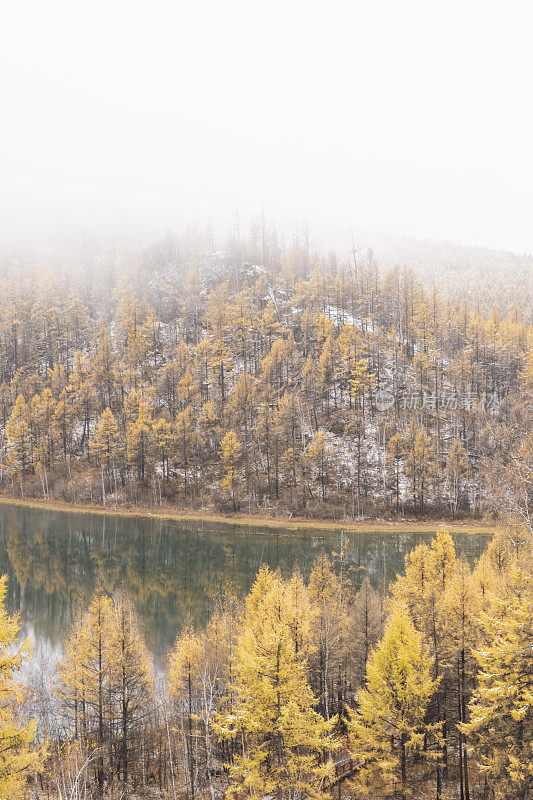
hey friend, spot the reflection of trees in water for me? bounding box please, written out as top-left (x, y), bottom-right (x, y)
top-left (0, 504), bottom-right (490, 657)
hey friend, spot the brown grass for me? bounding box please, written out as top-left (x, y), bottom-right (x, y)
top-left (0, 493), bottom-right (501, 535)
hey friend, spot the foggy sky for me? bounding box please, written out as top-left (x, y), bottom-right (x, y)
top-left (2, 0), bottom-right (532, 254)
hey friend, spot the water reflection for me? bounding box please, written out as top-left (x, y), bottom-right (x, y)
top-left (0, 504), bottom-right (491, 658)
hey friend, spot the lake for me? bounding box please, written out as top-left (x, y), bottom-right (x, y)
top-left (0, 503), bottom-right (491, 659)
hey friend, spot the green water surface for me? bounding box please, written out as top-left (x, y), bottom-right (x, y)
top-left (0, 504), bottom-right (491, 658)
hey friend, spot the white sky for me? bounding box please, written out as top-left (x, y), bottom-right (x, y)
top-left (1, 0), bottom-right (532, 253)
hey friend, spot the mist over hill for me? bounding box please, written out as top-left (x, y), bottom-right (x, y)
top-left (1, 222), bottom-right (530, 322)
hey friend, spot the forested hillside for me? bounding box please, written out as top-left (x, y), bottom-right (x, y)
top-left (0, 228), bottom-right (531, 520)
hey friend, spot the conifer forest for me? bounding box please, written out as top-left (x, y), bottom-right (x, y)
top-left (0, 230), bottom-right (531, 523)
top-left (0, 229), bottom-right (530, 799)
top-left (2, 0), bottom-right (532, 796)
top-left (3, 524), bottom-right (532, 799)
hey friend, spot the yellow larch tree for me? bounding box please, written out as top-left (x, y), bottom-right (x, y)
top-left (152, 415), bottom-right (172, 489)
top-left (347, 605), bottom-right (439, 800)
top-left (108, 591), bottom-right (154, 786)
top-left (305, 432), bottom-right (328, 502)
top-left (57, 589), bottom-right (114, 794)
top-left (351, 576), bottom-right (383, 685)
top-left (31, 387), bottom-right (57, 474)
top-left (349, 357), bottom-right (375, 416)
top-left (90, 407), bottom-right (121, 504)
top-left (0, 575), bottom-right (42, 799)
top-left (5, 394), bottom-right (31, 494)
top-left (405, 423), bottom-right (434, 514)
top-left (445, 438), bottom-right (470, 516)
top-left (392, 531), bottom-right (458, 779)
top-left (215, 566), bottom-right (333, 800)
top-left (307, 553), bottom-right (350, 720)
top-left (219, 430), bottom-right (242, 510)
top-left (440, 560), bottom-right (482, 800)
top-left (387, 431), bottom-right (404, 514)
top-left (174, 405), bottom-right (195, 498)
top-left (168, 623), bottom-right (203, 800)
top-left (58, 588), bottom-right (154, 794)
top-left (169, 610), bottom-right (233, 800)
top-left (462, 572), bottom-right (532, 800)
top-left (126, 395), bottom-right (153, 490)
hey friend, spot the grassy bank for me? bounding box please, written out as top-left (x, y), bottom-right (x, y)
top-left (0, 494), bottom-right (500, 535)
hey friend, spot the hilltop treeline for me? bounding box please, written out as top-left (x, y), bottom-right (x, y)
top-left (6, 526), bottom-right (532, 799)
top-left (0, 229), bottom-right (531, 519)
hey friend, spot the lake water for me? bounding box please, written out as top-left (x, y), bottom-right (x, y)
top-left (0, 503), bottom-right (491, 659)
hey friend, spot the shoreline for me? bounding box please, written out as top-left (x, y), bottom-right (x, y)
top-left (0, 494), bottom-right (501, 535)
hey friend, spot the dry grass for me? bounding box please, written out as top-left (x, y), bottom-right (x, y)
top-left (0, 494), bottom-right (501, 535)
